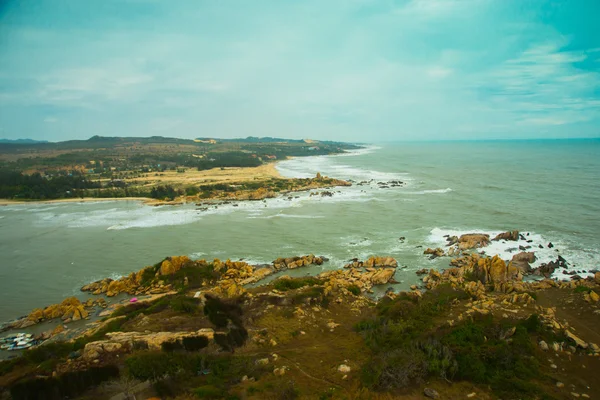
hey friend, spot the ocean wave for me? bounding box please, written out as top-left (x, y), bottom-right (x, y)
top-left (405, 188), bottom-right (452, 195)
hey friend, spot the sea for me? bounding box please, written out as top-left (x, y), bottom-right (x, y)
top-left (1, 139), bottom-right (599, 324)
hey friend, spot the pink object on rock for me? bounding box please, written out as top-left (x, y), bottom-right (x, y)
top-left (129, 297), bottom-right (138, 303)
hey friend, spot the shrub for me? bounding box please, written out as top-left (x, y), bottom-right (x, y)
top-left (10, 365), bottom-right (119, 400)
top-left (573, 286), bottom-right (591, 294)
top-left (170, 296), bottom-right (201, 314)
top-left (161, 340), bottom-right (185, 353)
top-left (193, 384), bottom-right (224, 398)
top-left (126, 352), bottom-right (187, 381)
top-left (182, 336), bottom-right (209, 352)
top-left (347, 284), bottom-right (361, 296)
top-left (272, 277), bottom-right (321, 292)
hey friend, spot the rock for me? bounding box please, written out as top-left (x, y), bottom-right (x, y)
top-left (589, 290), bottom-right (599, 302)
top-left (51, 324), bottom-right (65, 336)
top-left (539, 340), bottom-right (549, 351)
top-left (410, 285), bottom-right (418, 291)
top-left (500, 326), bottom-right (516, 340)
top-left (510, 252), bottom-right (536, 274)
top-left (571, 393), bottom-right (580, 398)
top-left (565, 330), bottom-right (588, 349)
top-left (595, 272), bottom-right (600, 284)
top-left (458, 233), bottom-right (490, 250)
top-left (273, 367), bottom-right (287, 376)
top-left (159, 256), bottom-right (191, 275)
top-left (370, 268), bottom-right (395, 285)
top-left (556, 382), bottom-right (564, 388)
top-left (493, 230), bottom-right (519, 241)
top-left (337, 364), bottom-right (351, 373)
top-left (256, 358), bottom-right (269, 365)
top-left (424, 248), bottom-right (444, 258)
top-left (364, 256), bottom-right (398, 268)
top-left (423, 388), bottom-right (440, 399)
top-left (416, 268), bottom-right (429, 275)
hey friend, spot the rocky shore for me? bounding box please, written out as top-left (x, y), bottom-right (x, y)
top-left (2, 229), bottom-right (600, 399)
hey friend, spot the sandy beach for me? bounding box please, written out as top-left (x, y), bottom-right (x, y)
top-left (121, 162), bottom-right (282, 185)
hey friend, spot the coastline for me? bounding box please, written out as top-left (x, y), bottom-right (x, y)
top-left (0, 162), bottom-right (284, 206)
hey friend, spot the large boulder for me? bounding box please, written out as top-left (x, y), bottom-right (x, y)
top-left (160, 256), bottom-right (191, 275)
top-left (510, 252), bottom-right (536, 273)
top-left (27, 297), bottom-right (89, 324)
top-left (458, 234), bottom-right (490, 250)
top-left (364, 256), bottom-right (398, 268)
top-left (493, 231), bottom-right (519, 241)
top-left (370, 268), bottom-right (396, 285)
top-left (424, 248), bottom-right (444, 258)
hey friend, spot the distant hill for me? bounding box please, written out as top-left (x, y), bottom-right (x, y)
top-left (195, 136), bottom-right (307, 144)
top-left (0, 138), bottom-right (49, 144)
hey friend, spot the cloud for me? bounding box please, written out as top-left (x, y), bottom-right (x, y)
top-left (0, 0), bottom-right (598, 141)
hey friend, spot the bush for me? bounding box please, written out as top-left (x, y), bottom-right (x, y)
top-left (170, 296), bottom-right (201, 314)
top-left (272, 277), bottom-right (321, 292)
top-left (193, 384), bottom-right (224, 398)
top-left (161, 340), bottom-right (185, 353)
top-left (126, 352), bottom-right (185, 381)
top-left (10, 365), bottom-right (119, 400)
top-left (182, 335), bottom-right (209, 352)
top-left (347, 285), bottom-right (361, 296)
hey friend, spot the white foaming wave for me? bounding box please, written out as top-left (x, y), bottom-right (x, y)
top-left (331, 145), bottom-right (381, 157)
top-left (189, 252), bottom-right (207, 259)
top-left (276, 147), bottom-right (410, 183)
top-left (428, 227), bottom-right (600, 275)
top-left (404, 188), bottom-right (452, 195)
top-left (247, 213), bottom-right (325, 220)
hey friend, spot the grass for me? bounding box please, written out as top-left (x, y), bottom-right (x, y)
top-left (574, 286), bottom-right (591, 294)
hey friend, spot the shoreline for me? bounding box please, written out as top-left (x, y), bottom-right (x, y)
top-left (0, 162), bottom-right (285, 206)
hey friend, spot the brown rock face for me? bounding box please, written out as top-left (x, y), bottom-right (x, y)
top-left (493, 230), bottom-right (519, 241)
top-left (364, 256), bottom-right (398, 268)
top-left (510, 252), bottom-right (536, 273)
top-left (458, 234), bottom-right (490, 250)
top-left (27, 297), bottom-right (90, 324)
top-left (160, 256), bottom-right (191, 275)
top-left (424, 248), bottom-right (445, 258)
top-left (370, 268), bottom-right (396, 285)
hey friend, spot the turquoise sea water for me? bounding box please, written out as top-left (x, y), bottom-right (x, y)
top-left (1, 139), bottom-right (599, 323)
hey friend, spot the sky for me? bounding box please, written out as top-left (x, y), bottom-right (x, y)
top-left (0, 0), bottom-right (599, 142)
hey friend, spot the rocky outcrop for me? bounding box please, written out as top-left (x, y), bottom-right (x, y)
top-left (82, 329), bottom-right (214, 361)
top-left (493, 230), bottom-right (519, 241)
top-left (272, 254), bottom-right (324, 270)
top-left (81, 254), bottom-right (325, 299)
top-left (509, 252), bottom-right (536, 273)
top-left (424, 248), bottom-right (445, 258)
top-left (27, 297), bottom-right (90, 324)
top-left (364, 256), bottom-right (398, 268)
top-left (319, 263), bottom-right (397, 295)
top-left (457, 233), bottom-right (490, 250)
top-left (159, 256), bottom-right (192, 275)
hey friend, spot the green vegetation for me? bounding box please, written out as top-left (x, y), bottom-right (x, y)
top-left (272, 276), bottom-right (322, 291)
top-left (356, 285), bottom-right (556, 399)
top-left (0, 136), bottom-right (360, 200)
top-left (9, 365), bottom-right (119, 400)
top-left (347, 284), bottom-right (361, 295)
top-left (574, 286), bottom-right (591, 294)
